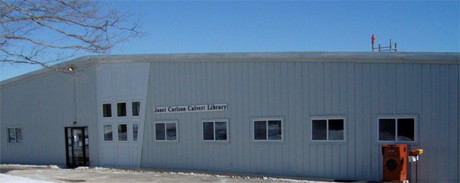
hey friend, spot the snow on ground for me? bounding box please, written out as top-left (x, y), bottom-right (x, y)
top-left (1, 164), bottom-right (333, 183)
top-left (0, 174), bottom-right (54, 183)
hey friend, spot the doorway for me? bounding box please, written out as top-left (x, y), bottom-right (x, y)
top-left (65, 127), bottom-right (89, 167)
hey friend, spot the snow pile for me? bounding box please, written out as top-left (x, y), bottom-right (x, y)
top-left (48, 165), bottom-right (60, 169)
top-left (75, 166), bottom-right (89, 170)
top-left (0, 164), bottom-right (61, 169)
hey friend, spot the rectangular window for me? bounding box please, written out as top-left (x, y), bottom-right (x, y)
top-left (312, 118), bottom-right (345, 141)
top-left (132, 124), bottom-right (138, 141)
top-left (103, 125), bottom-right (113, 141)
top-left (132, 101), bottom-right (140, 116)
top-left (8, 127), bottom-right (22, 143)
top-left (379, 117), bottom-right (415, 142)
top-left (103, 103), bottom-right (112, 117)
top-left (312, 120), bottom-right (327, 140)
top-left (202, 120), bottom-right (228, 141)
top-left (118, 124), bottom-right (127, 141)
top-left (253, 119), bottom-right (282, 141)
top-left (155, 121), bottom-right (177, 141)
top-left (117, 102), bottom-right (126, 117)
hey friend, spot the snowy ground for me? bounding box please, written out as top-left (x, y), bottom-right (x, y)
top-left (1, 174), bottom-right (54, 183)
top-left (0, 164), bottom-right (340, 183)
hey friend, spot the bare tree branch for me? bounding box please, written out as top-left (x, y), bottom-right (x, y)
top-left (0, 0), bottom-right (143, 68)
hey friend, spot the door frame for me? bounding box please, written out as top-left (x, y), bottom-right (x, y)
top-left (65, 127), bottom-right (89, 168)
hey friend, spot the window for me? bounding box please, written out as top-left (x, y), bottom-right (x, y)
top-left (203, 120), bottom-right (228, 141)
top-left (311, 118), bottom-right (345, 141)
top-left (253, 119), bottom-right (282, 141)
top-left (103, 103), bottom-right (112, 117)
top-left (8, 127), bottom-right (22, 143)
top-left (155, 121), bottom-right (177, 141)
top-left (117, 102), bottom-right (126, 117)
top-left (118, 124), bottom-right (128, 141)
top-left (379, 117), bottom-right (415, 142)
top-left (132, 101), bottom-right (140, 116)
top-left (132, 124), bottom-right (138, 141)
top-left (103, 125), bottom-right (113, 141)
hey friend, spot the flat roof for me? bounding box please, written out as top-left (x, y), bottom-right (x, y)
top-left (1, 52), bottom-right (459, 86)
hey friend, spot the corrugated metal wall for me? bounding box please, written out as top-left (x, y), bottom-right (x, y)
top-left (141, 61), bottom-right (458, 182)
top-left (1, 54), bottom-right (457, 182)
top-left (96, 62), bottom-right (150, 168)
top-left (1, 68), bottom-right (98, 166)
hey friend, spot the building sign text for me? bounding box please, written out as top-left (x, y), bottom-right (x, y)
top-left (154, 104), bottom-right (227, 114)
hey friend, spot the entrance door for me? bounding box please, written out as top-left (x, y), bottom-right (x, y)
top-left (65, 127), bottom-right (89, 167)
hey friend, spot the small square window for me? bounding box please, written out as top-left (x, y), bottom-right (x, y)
top-left (379, 119), bottom-right (396, 141)
top-left (8, 127), bottom-right (22, 143)
top-left (132, 102), bottom-right (140, 116)
top-left (103, 125), bottom-right (113, 141)
top-left (203, 120), bottom-right (228, 141)
top-left (267, 120), bottom-right (282, 140)
top-left (203, 122), bottom-right (214, 140)
top-left (117, 102), bottom-right (126, 117)
top-left (253, 119), bottom-right (282, 141)
top-left (215, 122), bottom-right (227, 140)
top-left (155, 121), bottom-right (177, 141)
top-left (312, 120), bottom-right (327, 140)
top-left (254, 121), bottom-right (267, 140)
top-left (328, 119), bottom-right (344, 140)
top-left (132, 124), bottom-right (139, 141)
top-left (103, 103), bottom-right (112, 117)
top-left (118, 124), bottom-right (127, 141)
top-left (312, 118), bottom-right (345, 141)
top-left (155, 123), bottom-right (165, 140)
top-left (379, 117), bottom-right (415, 142)
top-left (397, 118), bottom-right (415, 141)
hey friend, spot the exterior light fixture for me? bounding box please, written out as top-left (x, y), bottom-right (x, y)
top-left (68, 67), bottom-right (74, 72)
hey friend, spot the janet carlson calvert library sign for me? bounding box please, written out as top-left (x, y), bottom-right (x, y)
top-left (154, 103), bottom-right (228, 114)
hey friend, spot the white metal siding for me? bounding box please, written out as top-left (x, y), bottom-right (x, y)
top-left (141, 61), bottom-right (458, 182)
top-left (97, 62), bottom-right (150, 168)
top-left (1, 53), bottom-right (457, 182)
top-left (1, 69), bottom-right (98, 166)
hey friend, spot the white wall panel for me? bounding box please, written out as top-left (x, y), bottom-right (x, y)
top-left (97, 62), bottom-right (150, 168)
top-left (98, 65), bottom-right (113, 102)
top-left (102, 145), bottom-right (116, 166)
top-left (129, 65), bottom-right (148, 98)
top-left (1, 67), bottom-right (98, 166)
top-left (114, 64), bottom-right (128, 98)
top-left (117, 144), bottom-right (131, 167)
top-left (141, 59), bottom-right (458, 182)
top-left (2, 53), bottom-right (457, 183)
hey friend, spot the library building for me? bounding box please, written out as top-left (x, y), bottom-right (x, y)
top-left (1, 52), bottom-right (458, 182)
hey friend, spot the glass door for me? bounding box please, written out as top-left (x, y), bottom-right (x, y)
top-left (65, 127), bottom-right (89, 167)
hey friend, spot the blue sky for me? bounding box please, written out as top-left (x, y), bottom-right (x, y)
top-left (1, 1), bottom-right (459, 81)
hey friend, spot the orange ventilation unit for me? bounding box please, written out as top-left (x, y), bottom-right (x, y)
top-left (382, 144), bottom-right (407, 182)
